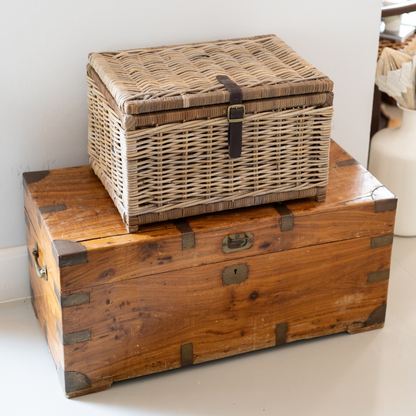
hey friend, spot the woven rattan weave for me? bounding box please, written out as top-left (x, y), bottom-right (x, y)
top-left (87, 35), bottom-right (334, 231)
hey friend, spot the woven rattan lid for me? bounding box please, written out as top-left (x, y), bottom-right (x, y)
top-left (89, 34), bottom-right (333, 116)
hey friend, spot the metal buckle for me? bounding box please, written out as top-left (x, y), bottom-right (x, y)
top-left (227, 104), bottom-right (245, 123)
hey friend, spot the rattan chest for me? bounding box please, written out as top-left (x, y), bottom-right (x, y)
top-left (87, 34), bottom-right (334, 232)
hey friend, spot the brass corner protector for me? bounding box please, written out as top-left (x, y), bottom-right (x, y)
top-left (336, 159), bottom-right (359, 167)
top-left (52, 239), bottom-right (88, 268)
top-left (43, 318), bottom-right (48, 344)
top-left (275, 322), bottom-right (288, 346)
top-left (365, 303), bottom-right (387, 327)
top-left (64, 371), bottom-right (91, 394)
top-left (173, 218), bottom-right (195, 250)
top-left (22, 170), bottom-right (49, 193)
top-left (374, 199), bottom-right (397, 213)
top-left (273, 203), bottom-right (294, 232)
top-left (56, 319), bottom-right (63, 342)
top-left (61, 329), bottom-right (92, 346)
top-left (27, 247), bottom-right (33, 266)
top-left (61, 292), bottom-right (90, 308)
top-left (371, 235), bottom-right (394, 249)
top-left (30, 283), bottom-right (38, 320)
top-left (57, 319), bottom-right (92, 347)
top-left (367, 269), bottom-right (390, 283)
top-left (53, 280), bottom-right (61, 304)
top-left (181, 343), bottom-right (194, 367)
top-left (54, 280), bottom-right (90, 307)
top-left (24, 211), bottom-right (30, 231)
top-left (38, 204), bottom-right (67, 227)
top-left (371, 186), bottom-right (397, 213)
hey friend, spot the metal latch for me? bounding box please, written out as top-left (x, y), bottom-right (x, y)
top-left (222, 232), bottom-right (253, 253)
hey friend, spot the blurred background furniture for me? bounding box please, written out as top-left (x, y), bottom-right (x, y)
top-left (369, 2), bottom-right (416, 236)
top-left (371, 2), bottom-right (416, 138)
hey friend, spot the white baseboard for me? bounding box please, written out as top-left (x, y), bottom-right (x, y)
top-left (0, 245), bottom-right (30, 303)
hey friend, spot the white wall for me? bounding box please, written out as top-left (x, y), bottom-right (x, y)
top-left (0, 0), bottom-right (381, 299)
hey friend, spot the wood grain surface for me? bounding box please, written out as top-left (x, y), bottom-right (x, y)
top-left (24, 141), bottom-right (396, 292)
top-left (23, 140), bottom-right (396, 397)
top-left (61, 236), bottom-right (390, 392)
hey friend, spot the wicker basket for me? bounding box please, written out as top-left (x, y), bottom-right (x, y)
top-left (87, 34), bottom-right (334, 232)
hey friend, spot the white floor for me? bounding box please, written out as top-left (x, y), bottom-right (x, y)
top-left (1, 236), bottom-right (416, 416)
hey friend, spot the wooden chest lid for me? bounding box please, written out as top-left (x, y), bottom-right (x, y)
top-left (88, 34), bottom-right (333, 116)
top-left (23, 141), bottom-right (396, 292)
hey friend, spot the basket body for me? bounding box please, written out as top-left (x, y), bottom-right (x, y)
top-left (87, 35), bottom-right (334, 232)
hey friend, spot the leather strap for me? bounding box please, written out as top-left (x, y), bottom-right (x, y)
top-left (217, 75), bottom-right (244, 158)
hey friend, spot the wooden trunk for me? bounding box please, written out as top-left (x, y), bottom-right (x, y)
top-left (23, 141), bottom-right (396, 398)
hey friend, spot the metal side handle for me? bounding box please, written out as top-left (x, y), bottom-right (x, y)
top-left (32, 243), bottom-right (48, 280)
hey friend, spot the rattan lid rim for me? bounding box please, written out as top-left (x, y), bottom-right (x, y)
top-left (120, 78), bottom-right (333, 115)
top-left (89, 34), bottom-right (333, 116)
